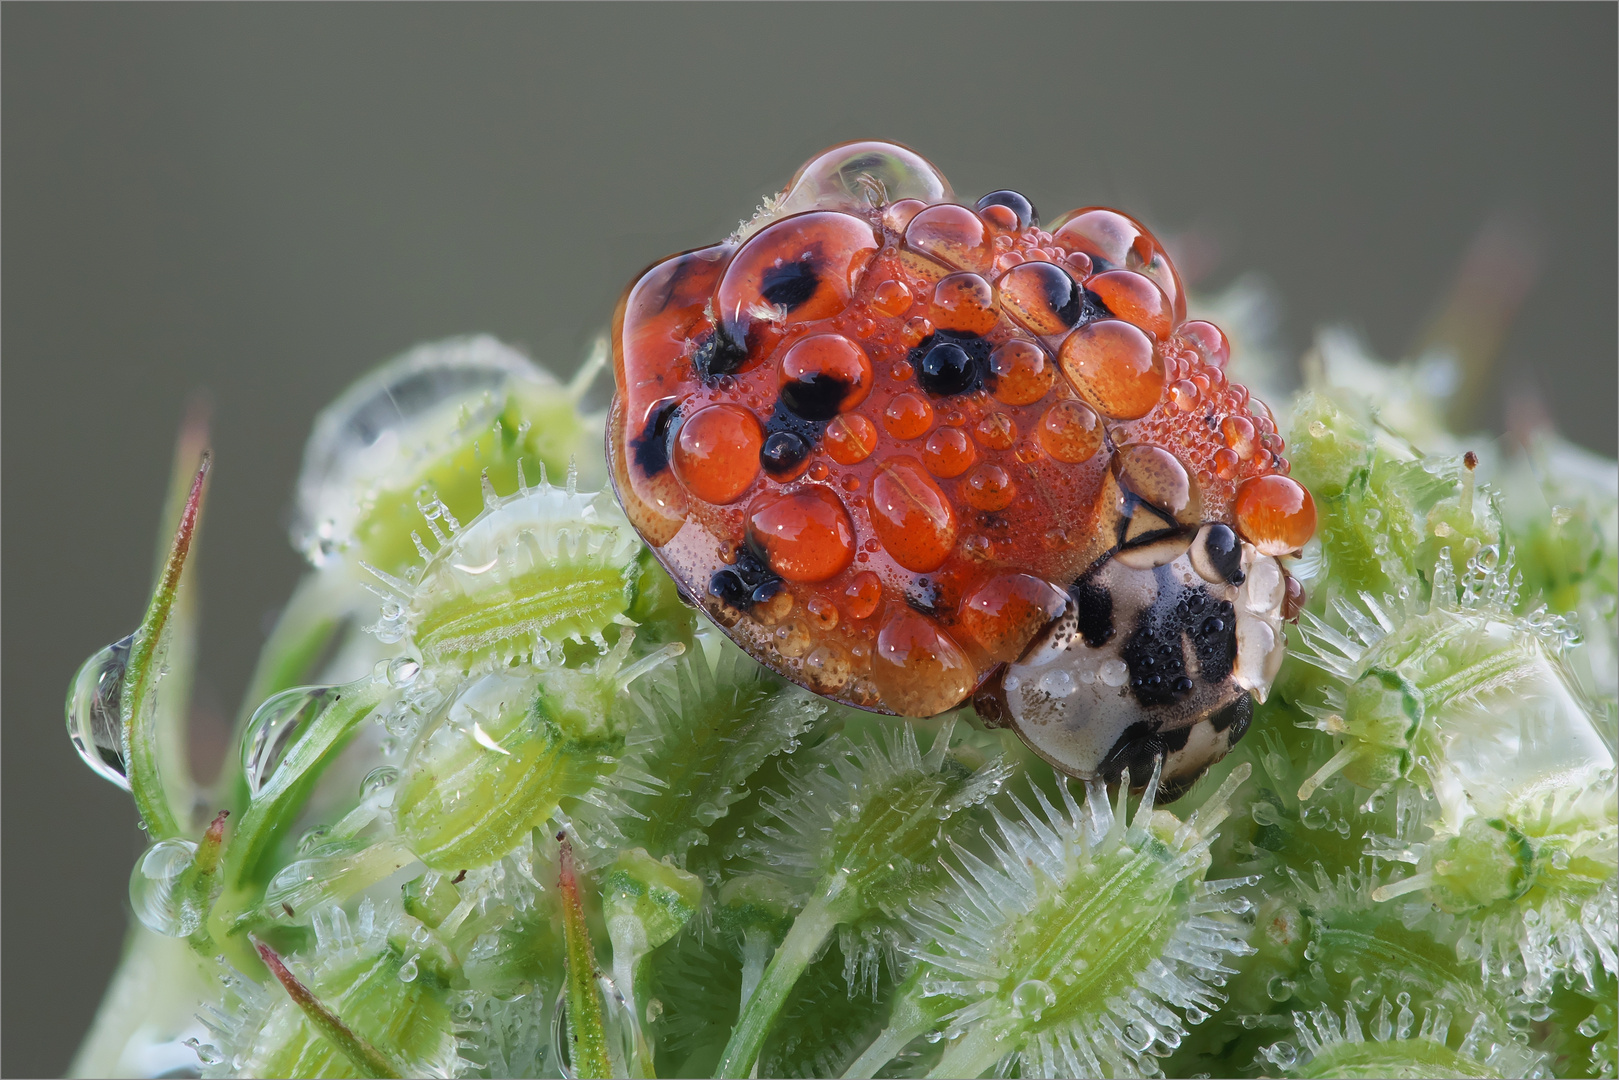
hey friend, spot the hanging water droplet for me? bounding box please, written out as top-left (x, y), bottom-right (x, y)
top-left (361, 765), bottom-right (401, 799)
top-left (66, 635), bottom-right (134, 790)
top-left (183, 1038), bottom-right (223, 1067)
top-left (1264, 1041), bottom-right (1299, 1069)
top-left (128, 837), bottom-right (201, 937)
top-left (398, 954), bottom-right (420, 983)
top-left (1578, 1016), bottom-right (1603, 1038)
top-left (243, 685), bottom-right (344, 796)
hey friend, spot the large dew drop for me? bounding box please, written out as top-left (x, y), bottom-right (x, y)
top-left (290, 335), bottom-right (569, 567)
top-left (128, 837), bottom-right (200, 937)
top-left (242, 685), bottom-right (344, 797)
top-left (66, 634), bottom-right (133, 790)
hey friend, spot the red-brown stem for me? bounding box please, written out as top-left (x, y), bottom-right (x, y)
top-left (252, 937), bottom-right (402, 1079)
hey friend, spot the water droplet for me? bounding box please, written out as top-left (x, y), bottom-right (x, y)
top-left (1578, 1016), bottom-right (1603, 1038)
top-left (243, 685), bottom-right (345, 796)
top-left (1264, 1041), bottom-right (1299, 1069)
top-left (183, 1038), bottom-right (223, 1067)
top-left (398, 955), bottom-right (419, 983)
top-left (387, 657), bottom-right (421, 687)
top-left (66, 635), bottom-right (133, 790)
top-left (1099, 659), bottom-right (1128, 687)
top-left (129, 837), bottom-right (201, 937)
top-left (290, 336), bottom-right (550, 565)
top-left (1011, 979), bottom-right (1057, 1021)
top-left (361, 766), bottom-right (400, 798)
top-left (1038, 670), bottom-right (1076, 698)
top-left (297, 825), bottom-right (332, 854)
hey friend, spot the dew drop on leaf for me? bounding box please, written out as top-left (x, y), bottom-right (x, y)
top-left (66, 634), bottom-right (133, 790)
top-left (128, 837), bottom-right (200, 937)
top-left (242, 685), bottom-right (345, 796)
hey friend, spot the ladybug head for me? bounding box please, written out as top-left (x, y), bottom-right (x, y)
top-left (976, 519), bottom-right (1291, 804)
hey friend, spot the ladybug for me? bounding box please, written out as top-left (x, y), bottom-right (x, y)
top-left (607, 141), bottom-right (1314, 800)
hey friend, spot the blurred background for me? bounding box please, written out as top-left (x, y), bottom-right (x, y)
top-left (3, 5), bottom-right (1614, 1076)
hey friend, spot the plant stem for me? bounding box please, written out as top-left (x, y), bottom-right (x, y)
top-left (929, 1016), bottom-right (1015, 1080)
top-left (123, 452), bottom-right (210, 840)
top-left (253, 937), bottom-right (403, 1079)
top-left (560, 837), bottom-right (614, 1079)
top-left (841, 972), bottom-right (944, 1079)
top-left (714, 877), bottom-right (845, 1079)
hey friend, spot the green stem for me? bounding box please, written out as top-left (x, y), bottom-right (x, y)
top-left (183, 810), bottom-right (229, 955)
top-left (842, 971), bottom-right (944, 1079)
top-left (253, 937), bottom-right (403, 1079)
top-left (844, 1018), bottom-right (931, 1080)
top-left (714, 877), bottom-right (845, 1079)
top-left (929, 1016), bottom-right (1016, 1080)
top-left (560, 836), bottom-right (614, 1079)
top-left (123, 452), bottom-right (210, 840)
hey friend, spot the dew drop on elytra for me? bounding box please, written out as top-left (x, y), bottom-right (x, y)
top-left (128, 837), bottom-right (201, 937)
top-left (66, 634), bottom-right (134, 790)
top-left (242, 685), bottom-right (343, 796)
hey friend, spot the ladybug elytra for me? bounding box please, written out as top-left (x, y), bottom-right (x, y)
top-left (607, 141), bottom-right (1315, 801)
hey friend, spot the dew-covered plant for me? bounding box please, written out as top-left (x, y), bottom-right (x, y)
top-left (66, 305), bottom-right (1616, 1079)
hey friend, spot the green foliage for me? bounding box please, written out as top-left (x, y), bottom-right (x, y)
top-left (68, 332), bottom-right (1616, 1079)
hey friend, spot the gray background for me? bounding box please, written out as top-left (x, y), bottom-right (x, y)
top-left (4, 5), bottom-right (1614, 1076)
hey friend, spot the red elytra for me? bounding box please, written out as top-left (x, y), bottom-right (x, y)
top-left (607, 141), bottom-right (1311, 716)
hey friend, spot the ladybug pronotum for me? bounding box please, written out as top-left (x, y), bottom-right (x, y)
top-left (608, 141), bottom-right (1315, 801)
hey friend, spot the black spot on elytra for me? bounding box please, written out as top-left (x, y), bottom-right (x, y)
top-left (1208, 695), bottom-right (1252, 741)
top-left (781, 372), bottom-right (853, 421)
top-left (759, 260), bottom-right (821, 312)
top-left (1078, 288), bottom-right (1113, 325)
top-left (709, 548), bottom-right (782, 611)
top-left (761, 431), bottom-right (809, 477)
top-left (631, 398), bottom-right (680, 476)
top-left (692, 325), bottom-right (748, 380)
top-left (909, 330), bottom-right (990, 397)
top-left (1069, 574), bottom-right (1115, 648)
top-left (759, 401), bottom-right (828, 478)
top-left (975, 189), bottom-right (1038, 229)
top-left (905, 578), bottom-right (941, 615)
top-left (1042, 265), bottom-right (1083, 328)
